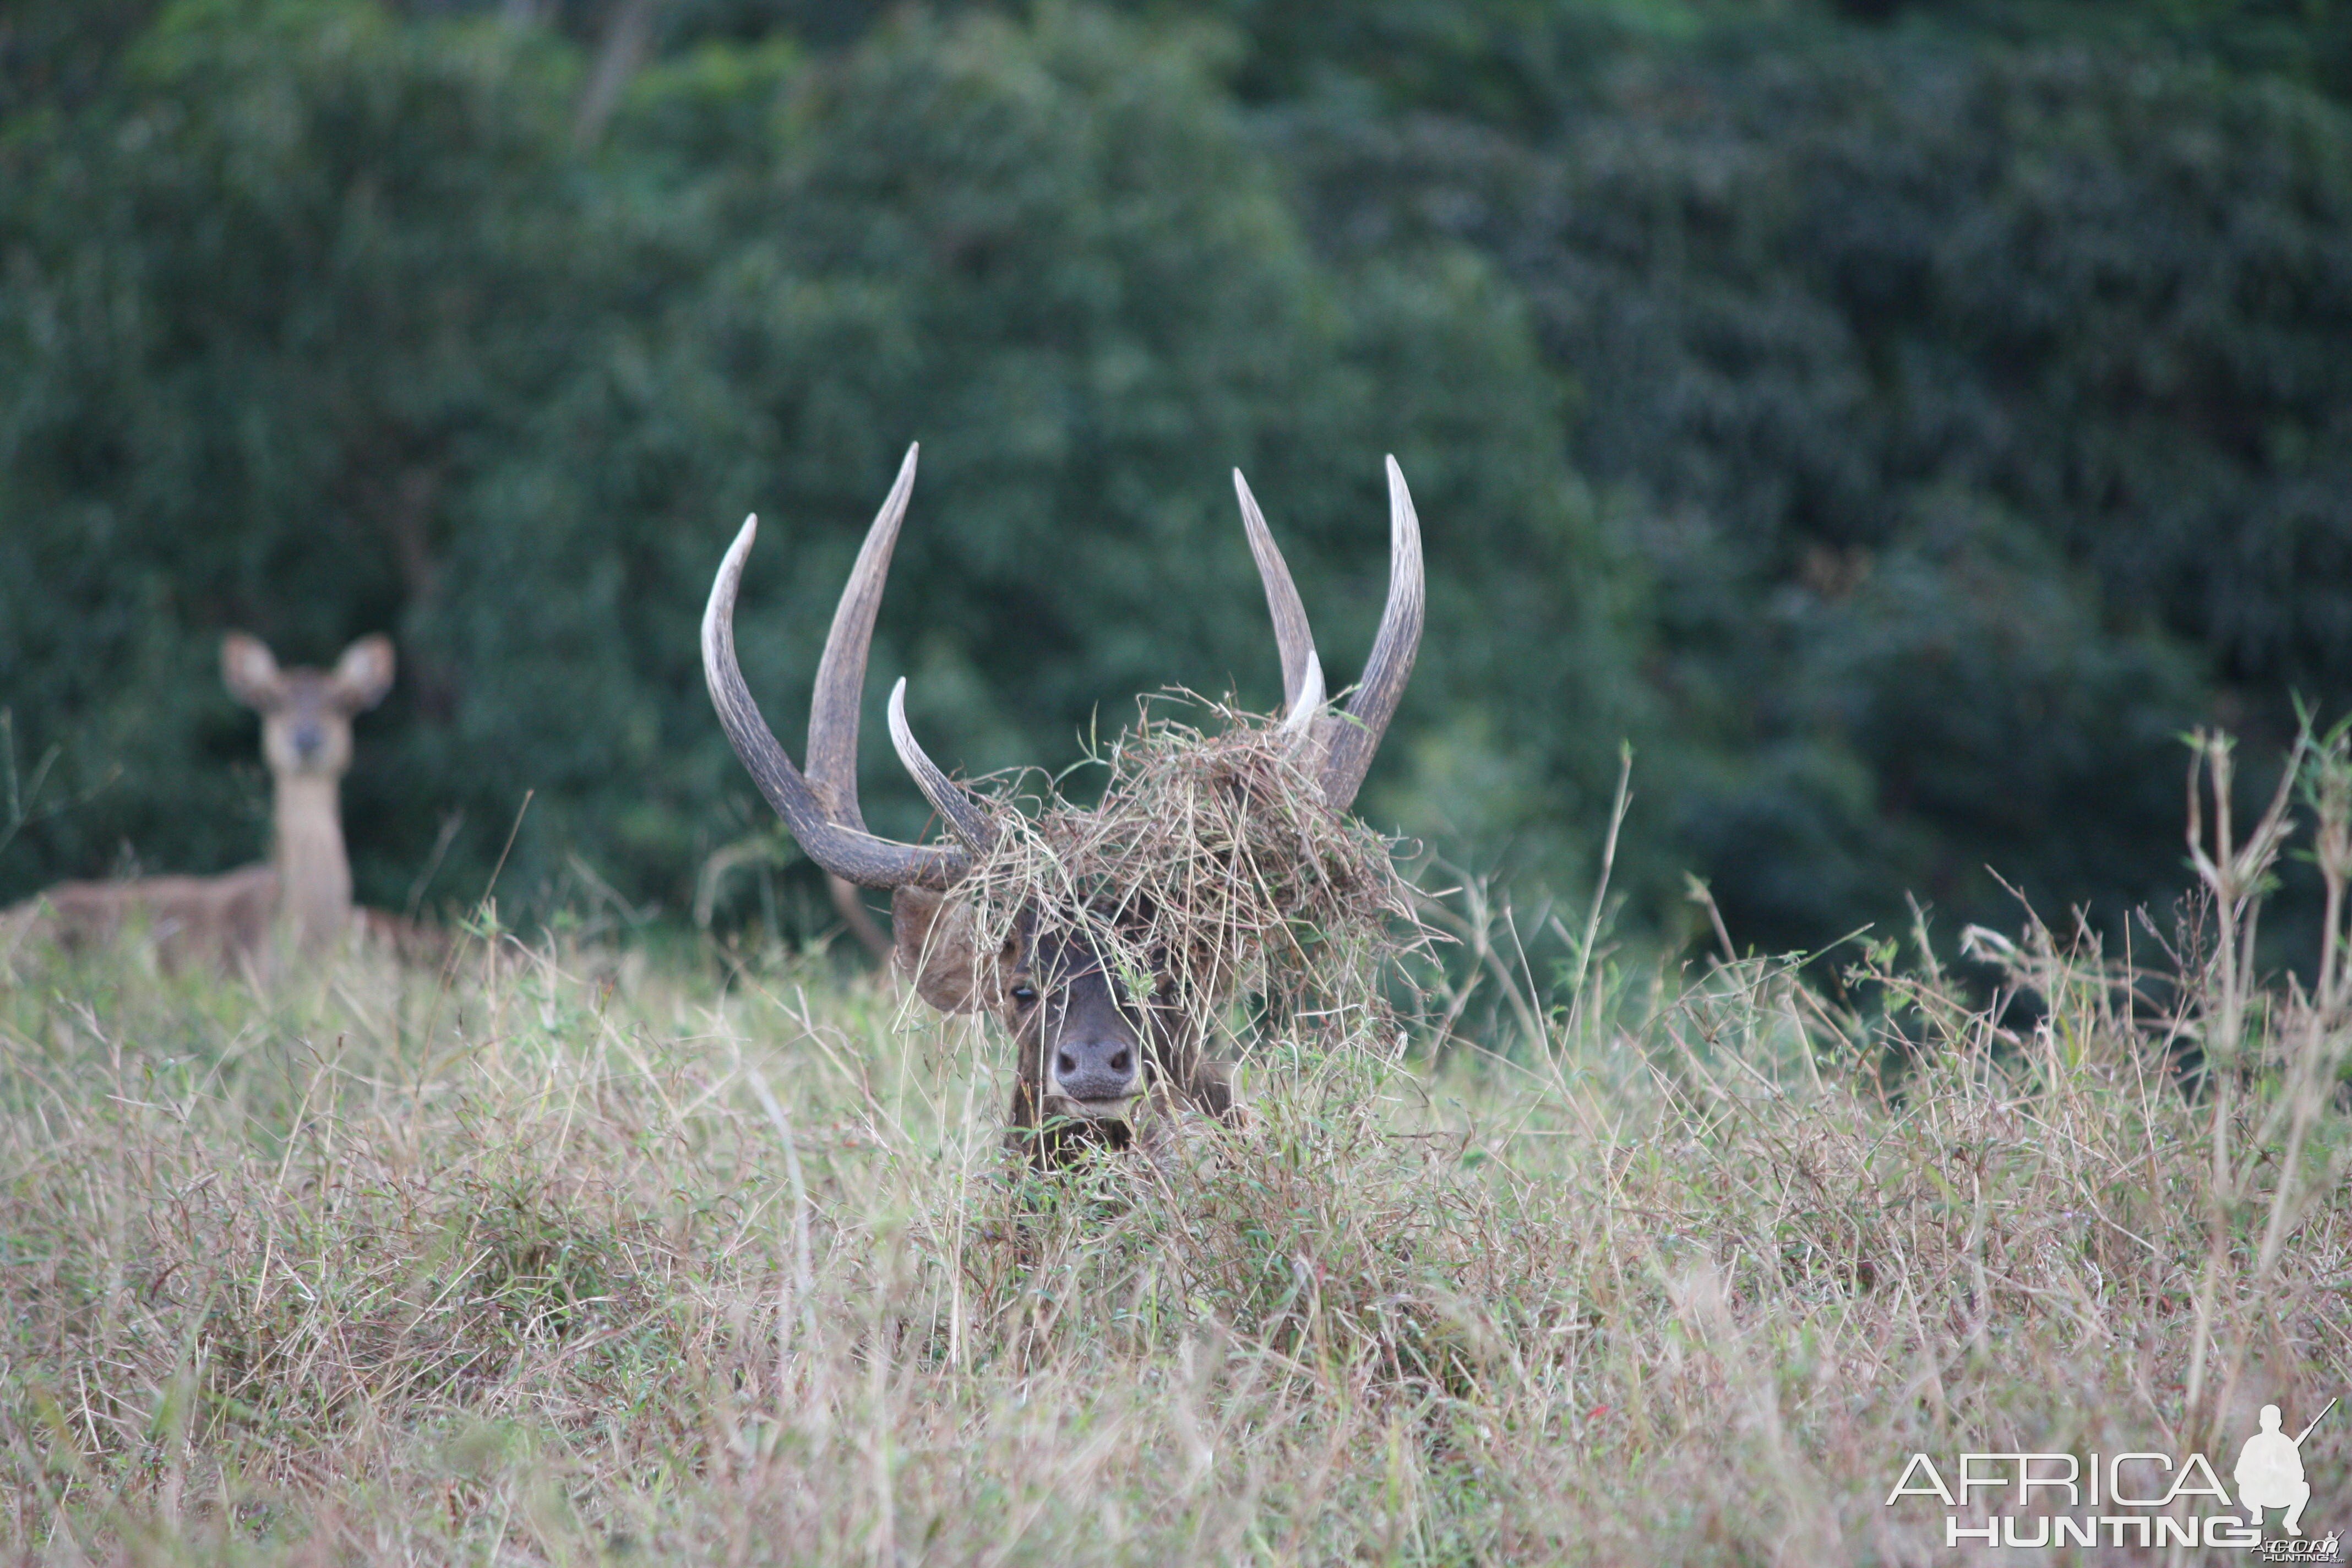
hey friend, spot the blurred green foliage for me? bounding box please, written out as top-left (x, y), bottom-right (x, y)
top-left (1272, 9), bottom-right (2352, 943)
top-left (3, 0), bottom-right (2349, 957)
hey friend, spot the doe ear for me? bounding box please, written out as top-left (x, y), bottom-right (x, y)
top-left (891, 886), bottom-right (987, 1016)
top-left (221, 633), bottom-right (286, 710)
top-left (328, 634), bottom-right (396, 711)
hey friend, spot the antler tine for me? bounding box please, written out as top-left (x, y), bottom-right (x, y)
top-left (703, 514), bottom-right (968, 890)
top-left (887, 679), bottom-right (999, 855)
top-left (1279, 650), bottom-right (1325, 743)
top-left (806, 443), bottom-right (919, 828)
top-left (1317, 456), bottom-right (1424, 813)
top-left (1233, 469), bottom-right (1321, 712)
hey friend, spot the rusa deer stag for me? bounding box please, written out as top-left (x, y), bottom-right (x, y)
top-left (6, 634), bottom-right (401, 971)
top-left (703, 445), bottom-right (1422, 1161)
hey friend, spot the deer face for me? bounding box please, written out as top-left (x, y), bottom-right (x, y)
top-left (703, 444), bottom-right (1422, 1159)
top-left (1020, 917), bottom-right (1148, 1113)
top-left (222, 634), bottom-right (396, 782)
top-left (892, 889), bottom-right (1189, 1134)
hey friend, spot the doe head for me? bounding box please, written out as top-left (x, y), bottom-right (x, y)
top-left (222, 633), bottom-right (396, 781)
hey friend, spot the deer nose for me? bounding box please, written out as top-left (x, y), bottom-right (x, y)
top-left (291, 722), bottom-right (325, 761)
top-left (1052, 1035), bottom-right (1137, 1102)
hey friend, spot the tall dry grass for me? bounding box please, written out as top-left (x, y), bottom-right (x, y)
top-left (1, 726), bottom-right (2348, 1565)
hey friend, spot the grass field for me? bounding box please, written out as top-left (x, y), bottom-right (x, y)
top-left (3, 732), bottom-right (2348, 1565)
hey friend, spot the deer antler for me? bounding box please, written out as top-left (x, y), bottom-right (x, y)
top-left (1232, 456), bottom-right (1424, 811)
top-left (700, 445), bottom-right (971, 890)
top-left (707, 449), bottom-right (1425, 885)
top-left (888, 677), bottom-right (998, 855)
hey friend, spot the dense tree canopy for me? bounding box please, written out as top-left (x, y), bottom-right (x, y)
top-left (5, 0), bottom-right (2350, 961)
top-left (1276, 18), bottom-right (2352, 942)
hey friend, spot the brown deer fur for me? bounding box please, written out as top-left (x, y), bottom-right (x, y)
top-left (890, 885), bottom-right (1235, 1163)
top-left (6, 633), bottom-right (399, 971)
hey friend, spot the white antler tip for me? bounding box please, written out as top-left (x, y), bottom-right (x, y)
top-left (886, 677), bottom-right (921, 759)
top-left (706, 515), bottom-right (762, 648)
top-left (1281, 651), bottom-right (1325, 738)
top-left (1384, 459), bottom-right (1419, 551)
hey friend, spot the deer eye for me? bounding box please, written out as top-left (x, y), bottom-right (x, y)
top-left (1010, 984), bottom-right (1037, 1007)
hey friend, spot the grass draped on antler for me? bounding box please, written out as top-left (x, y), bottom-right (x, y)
top-left (947, 694), bottom-right (1427, 1055)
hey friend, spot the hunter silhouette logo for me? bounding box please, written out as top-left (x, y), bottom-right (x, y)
top-left (2237, 1400), bottom-right (2333, 1539)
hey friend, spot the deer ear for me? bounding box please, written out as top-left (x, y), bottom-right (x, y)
top-left (328, 635), bottom-right (396, 711)
top-left (891, 886), bottom-right (986, 1015)
top-left (221, 633), bottom-right (285, 709)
